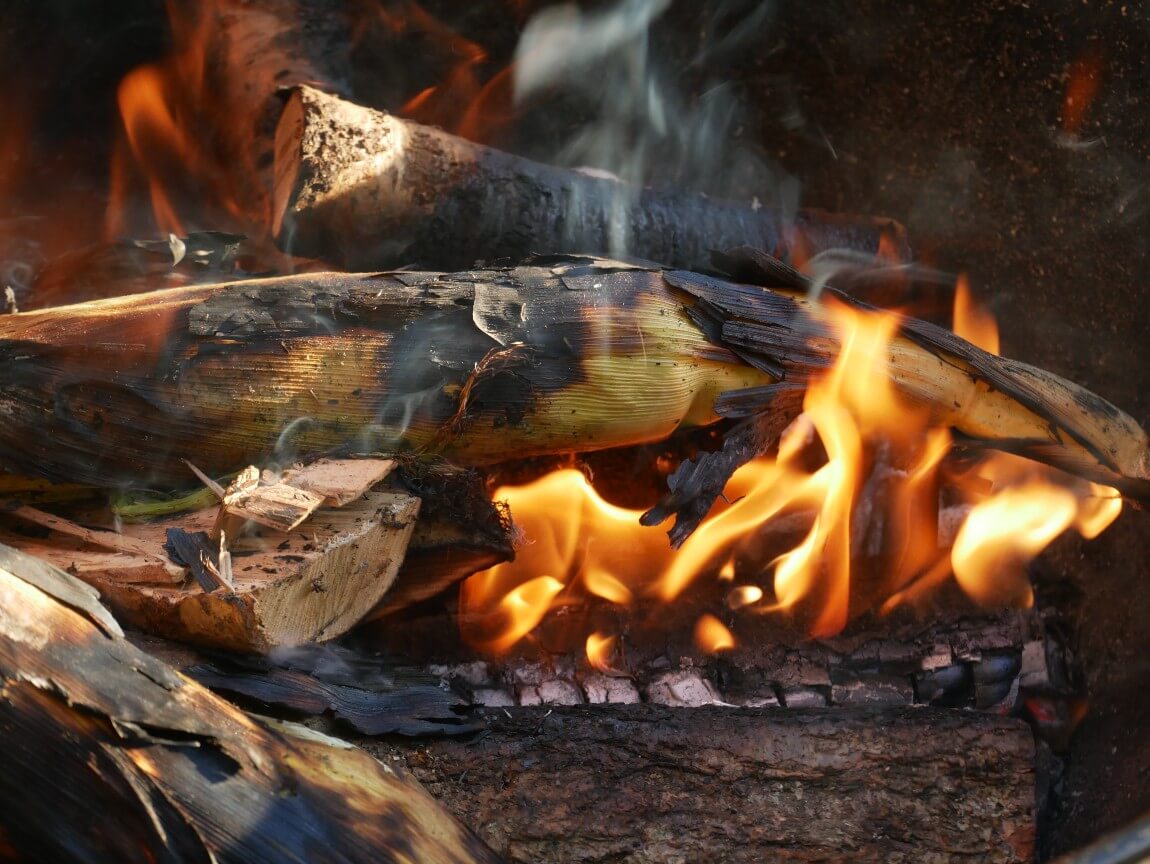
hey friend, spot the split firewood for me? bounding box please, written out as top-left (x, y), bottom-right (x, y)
top-left (368, 704), bottom-right (1035, 864)
top-left (0, 542), bottom-right (501, 864)
top-left (2, 501), bottom-right (183, 582)
top-left (0, 254), bottom-right (1145, 538)
top-left (274, 86), bottom-right (907, 272)
top-left (0, 481), bottom-right (421, 651)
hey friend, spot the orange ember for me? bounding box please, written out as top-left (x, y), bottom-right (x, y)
top-left (1063, 47), bottom-right (1104, 137)
top-left (462, 292), bottom-right (1122, 660)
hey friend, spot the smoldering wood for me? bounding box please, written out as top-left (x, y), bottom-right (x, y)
top-left (0, 542), bottom-right (501, 864)
top-left (274, 86), bottom-right (909, 272)
top-left (129, 636), bottom-right (482, 738)
top-left (0, 255), bottom-right (1145, 535)
top-left (28, 232), bottom-right (252, 310)
top-left (377, 465), bottom-right (516, 614)
top-left (376, 601), bottom-right (1048, 713)
top-left (367, 704), bottom-right (1035, 864)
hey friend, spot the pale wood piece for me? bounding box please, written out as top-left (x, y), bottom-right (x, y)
top-left (3, 502), bottom-right (184, 582)
top-left (282, 457), bottom-right (398, 507)
top-left (1, 487), bottom-right (421, 652)
top-left (218, 480), bottom-right (327, 534)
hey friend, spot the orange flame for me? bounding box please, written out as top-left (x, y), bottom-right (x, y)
top-left (585, 632), bottom-right (620, 673)
top-left (462, 296), bottom-right (1123, 661)
top-left (694, 614), bottom-right (736, 653)
top-left (109, 66), bottom-right (195, 237)
top-left (354, 0), bottom-right (519, 144)
top-left (952, 273), bottom-right (1000, 355)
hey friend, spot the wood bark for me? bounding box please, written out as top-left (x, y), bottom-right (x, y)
top-left (273, 86), bottom-right (909, 272)
top-left (370, 704), bottom-right (1035, 864)
top-left (0, 256), bottom-right (1145, 525)
top-left (164, 0), bottom-right (354, 226)
top-left (0, 542), bottom-right (501, 864)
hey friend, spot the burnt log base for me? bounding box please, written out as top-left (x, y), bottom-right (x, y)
top-left (379, 606), bottom-right (1059, 714)
top-left (0, 542), bottom-right (500, 864)
top-left (366, 704), bottom-right (1035, 864)
top-left (273, 86), bottom-right (908, 272)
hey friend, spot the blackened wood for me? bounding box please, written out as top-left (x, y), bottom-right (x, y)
top-left (273, 86), bottom-right (908, 272)
top-left (0, 543), bottom-right (502, 864)
top-left (165, 0), bottom-right (353, 226)
top-left (0, 256), bottom-right (1145, 521)
top-left (372, 704), bottom-right (1035, 864)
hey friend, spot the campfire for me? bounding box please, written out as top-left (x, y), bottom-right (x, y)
top-left (1, 1), bottom-right (1148, 862)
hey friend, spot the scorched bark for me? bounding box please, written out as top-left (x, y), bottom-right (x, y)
top-left (373, 704), bottom-right (1036, 864)
top-left (0, 254), bottom-right (1146, 539)
top-left (273, 86), bottom-right (909, 272)
top-left (0, 542), bottom-right (501, 864)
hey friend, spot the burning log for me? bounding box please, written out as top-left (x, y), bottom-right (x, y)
top-left (155, 0), bottom-right (354, 226)
top-left (0, 542), bottom-right (500, 863)
top-left (0, 255), bottom-right (1143, 526)
top-left (374, 596), bottom-right (1056, 715)
top-left (273, 86), bottom-right (908, 271)
top-left (368, 704), bottom-right (1036, 863)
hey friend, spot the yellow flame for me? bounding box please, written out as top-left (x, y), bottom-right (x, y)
top-left (461, 298), bottom-right (1124, 658)
top-left (951, 484), bottom-right (1078, 607)
top-left (585, 632), bottom-right (619, 673)
top-left (694, 614), bottom-right (736, 653)
top-left (726, 585), bottom-right (763, 609)
top-left (953, 273), bottom-right (1000, 355)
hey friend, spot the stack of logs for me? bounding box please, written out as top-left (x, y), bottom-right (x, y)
top-left (1, 1), bottom-right (1134, 861)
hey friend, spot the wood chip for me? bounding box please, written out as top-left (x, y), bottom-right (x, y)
top-left (281, 457), bottom-right (397, 507)
top-left (3, 502), bottom-right (184, 584)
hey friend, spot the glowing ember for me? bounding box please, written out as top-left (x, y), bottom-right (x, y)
top-left (1062, 47), bottom-right (1105, 138)
top-left (462, 291), bottom-right (1123, 661)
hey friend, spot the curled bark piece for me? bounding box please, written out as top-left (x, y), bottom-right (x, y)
top-left (0, 543), bottom-right (501, 864)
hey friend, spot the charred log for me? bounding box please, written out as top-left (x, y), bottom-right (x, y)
top-left (0, 257), bottom-right (1145, 530)
top-left (273, 86), bottom-right (908, 272)
top-left (369, 704), bottom-right (1035, 864)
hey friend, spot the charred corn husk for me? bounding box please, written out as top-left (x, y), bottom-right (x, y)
top-left (0, 255), bottom-right (1146, 503)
